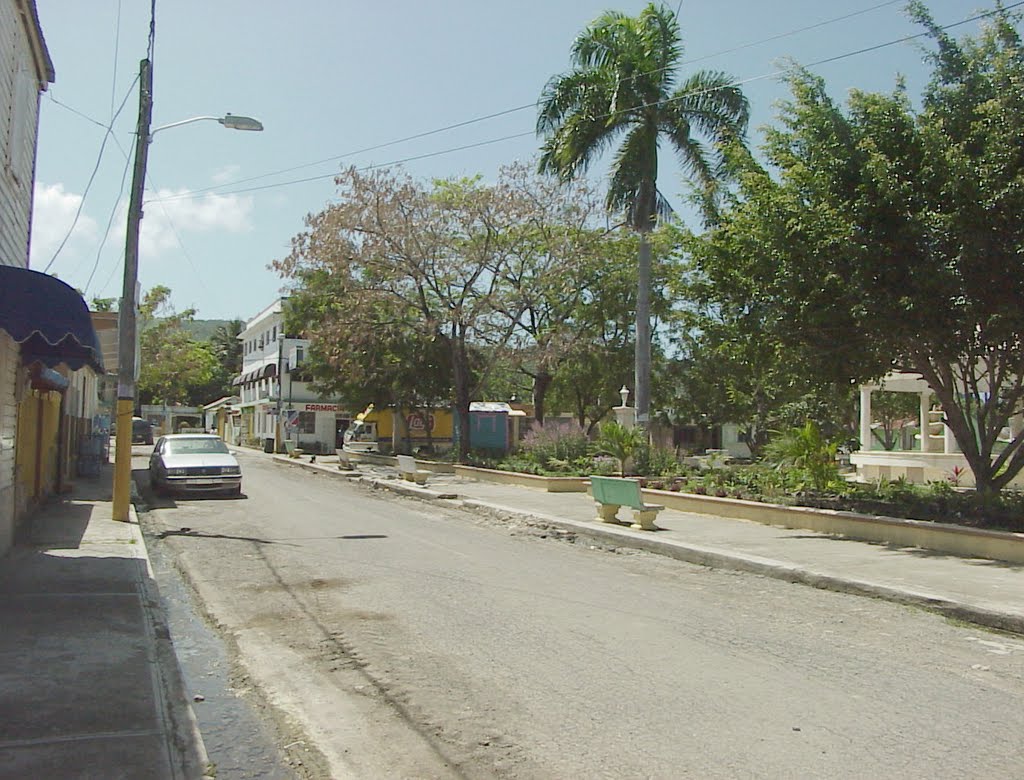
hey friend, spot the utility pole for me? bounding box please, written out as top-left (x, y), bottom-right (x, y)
top-left (275, 333), bottom-right (284, 453)
top-left (112, 58), bottom-right (152, 522)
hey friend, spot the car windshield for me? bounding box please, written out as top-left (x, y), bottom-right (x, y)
top-left (165, 438), bottom-right (229, 455)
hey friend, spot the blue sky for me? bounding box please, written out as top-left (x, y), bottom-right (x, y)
top-left (32, 1), bottom-right (996, 321)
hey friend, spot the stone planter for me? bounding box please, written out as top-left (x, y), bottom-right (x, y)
top-left (641, 487), bottom-right (1024, 565)
top-left (453, 465), bottom-right (588, 492)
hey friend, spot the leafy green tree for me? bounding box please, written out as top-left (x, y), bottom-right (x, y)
top-left (686, 4), bottom-right (1024, 497)
top-left (662, 248), bottom-right (858, 457)
top-left (537, 2), bottom-right (749, 426)
top-left (188, 319), bottom-right (245, 406)
top-left (869, 391), bottom-right (922, 451)
top-left (489, 163), bottom-right (609, 424)
top-left (276, 166), bottom-right (541, 460)
top-left (138, 286), bottom-right (217, 407)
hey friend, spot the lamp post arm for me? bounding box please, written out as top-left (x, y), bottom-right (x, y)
top-left (149, 116), bottom-right (222, 138)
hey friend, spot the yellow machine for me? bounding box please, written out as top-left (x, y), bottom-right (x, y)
top-left (342, 405), bottom-right (453, 453)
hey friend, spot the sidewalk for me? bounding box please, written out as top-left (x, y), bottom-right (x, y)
top-left (270, 451), bottom-right (1024, 636)
top-left (0, 461), bottom-right (207, 780)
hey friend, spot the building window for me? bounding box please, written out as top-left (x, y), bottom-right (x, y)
top-left (295, 346), bottom-right (304, 364)
top-left (297, 412), bottom-right (316, 434)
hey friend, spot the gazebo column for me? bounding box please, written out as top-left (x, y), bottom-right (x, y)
top-left (919, 392), bottom-right (932, 452)
top-left (859, 386), bottom-right (873, 452)
top-left (944, 416), bottom-right (958, 453)
top-left (1010, 412), bottom-right (1024, 442)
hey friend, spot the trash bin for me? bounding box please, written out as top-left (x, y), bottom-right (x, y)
top-left (263, 437), bottom-right (274, 453)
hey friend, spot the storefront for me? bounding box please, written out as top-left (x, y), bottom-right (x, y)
top-left (281, 402), bottom-right (350, 453)
top-left (0, 267), bottom-right (104, 555)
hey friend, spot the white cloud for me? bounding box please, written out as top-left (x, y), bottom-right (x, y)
top-left (113, 188), bottom-right (254, 257)
top-left (29, 182), bottom-right (99, 268)
top-left (211, 164), bottom-right (241, 184)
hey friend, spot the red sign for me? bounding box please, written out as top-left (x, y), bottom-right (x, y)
top-left (406, 412), bottom-right (435, 432)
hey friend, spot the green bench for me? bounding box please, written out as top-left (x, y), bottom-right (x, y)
top-left (283, 440), bottom-right (304, 459)
top-left (588, 475), bottom-right (663, 531)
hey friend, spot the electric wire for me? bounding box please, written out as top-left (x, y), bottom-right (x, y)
top-left (82, 147), bottom-right (133, 294)
top-left (110, 0), bottom-right (121, 118)
top-left (150, 0), bottom-right (907, 203)
top-left (160, 1), bottom-right (1019, 204)
top-left (41, 73), bottom-right (139, 273)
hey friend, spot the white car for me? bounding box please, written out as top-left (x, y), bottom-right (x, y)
top-left (149, 434), bottom-right (242, 496)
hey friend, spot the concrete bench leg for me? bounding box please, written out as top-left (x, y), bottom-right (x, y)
top-left (631, 509), bottom-right (660, 531)
top-left (595, 502), bottom-right (622, 524)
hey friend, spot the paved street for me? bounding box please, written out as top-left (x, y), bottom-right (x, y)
top-left (139, 450), bottom-right (1024, 779)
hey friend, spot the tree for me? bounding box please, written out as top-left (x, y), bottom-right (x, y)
top-left (537, 2), bottom-right (749, 427)
top-left (489, 162), bottom-right (609, 424)
top-left (869, 391), bottom-right (921, 451)
top-left (686, 4), bottom-right (1024, 496)
top-left (189, 319), bottom-right (245, 406)
top-left (276, 167), bottom-right (537, 460)
top-left (210, 320), bottom-right (244, 380)
top-left (137, 286), bottom-right (218, 407)
top-left (663, 234), bottom-right (857, 457)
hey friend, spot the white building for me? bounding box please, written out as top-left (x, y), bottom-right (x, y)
top-left (234, 299), bottom-right (351, 453)
top-left (0, 2), bottom-right (104, 556)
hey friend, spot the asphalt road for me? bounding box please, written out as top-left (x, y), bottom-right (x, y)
top-left (138, 449), bottom-right (1024, 779)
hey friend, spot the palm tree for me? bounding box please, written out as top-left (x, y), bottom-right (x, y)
top-left (537, 3), bottom-right (749, 427)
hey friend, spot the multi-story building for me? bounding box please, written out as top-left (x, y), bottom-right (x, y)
top-left (233, 299), bottom-right (350, 453)
top-left (0, 1), bottom-right (103, 556)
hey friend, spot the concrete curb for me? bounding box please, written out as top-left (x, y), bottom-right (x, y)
top-left (127, 503), bottom-right (213, 779)
top-left (267, 456), bottom-right (1024, 636)
top-left (454, 497), bottom-right (1024, 636)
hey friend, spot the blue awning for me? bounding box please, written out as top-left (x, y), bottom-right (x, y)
top-left (0, 266), bottom-right (104, 373)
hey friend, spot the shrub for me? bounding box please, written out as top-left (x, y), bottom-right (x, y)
top-left (764, 421), bottom-right (840, 492)
top-left (633, 443), bottom-right (682, 477)
top-left (520, 420), bottom-right (591, 469)
top-left (595, 422), bottom-right (645, 476)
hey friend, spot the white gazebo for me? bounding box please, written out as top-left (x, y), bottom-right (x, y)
top-left (852, 371), bottom-right (1024, 488)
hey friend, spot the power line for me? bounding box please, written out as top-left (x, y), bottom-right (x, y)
top-left (143, 179), bottom-right (207, 289)
top-left (42, 73), bottom-right (140, 273)
top-left (82, 148), bottom-right (133, 293)
top-left (152, 0), bottom-right (908, 202)
top-left (110, 0), bottom-right (122, 118)
top-left (47, 94), bottom-right (108, 130)
top-left (158, 2), bottom-right (1016, 204)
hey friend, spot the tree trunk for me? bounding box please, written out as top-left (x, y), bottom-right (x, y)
top-left (532, 372), bottom-right (553, 425)
top-left (635, 231), bottom-right (652, 431)
top-left (391, 409), bottom-right (403, 454)
top-left (451, 330), bottom-right (472, 462)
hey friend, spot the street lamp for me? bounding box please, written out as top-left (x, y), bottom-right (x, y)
top-left (149, 113), bottom-right (264, 139)
top-left (111, 56), bottom-right (263, 521)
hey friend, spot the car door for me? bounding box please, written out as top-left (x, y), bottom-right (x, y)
top-left (149, 438), bottom-right (166, 485)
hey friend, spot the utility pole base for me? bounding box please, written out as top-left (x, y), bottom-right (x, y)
top-left (112, 399), bottom-right (134, 522)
